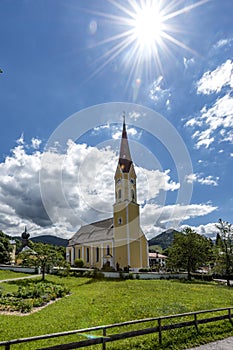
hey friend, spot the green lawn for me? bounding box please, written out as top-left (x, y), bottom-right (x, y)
top-left (0, 270), bottom-right (34, 281)
top-left (0, 272), bottom-right (233, 349)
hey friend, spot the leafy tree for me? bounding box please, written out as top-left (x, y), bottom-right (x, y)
top-left (18, 242), bottom-right (67, 280)
top-left (167, 227), bottom-right (213, 280)
top-left (0, 231), bottom-right (12, 264)
top-left (215, 218), bottom-right (233, 286)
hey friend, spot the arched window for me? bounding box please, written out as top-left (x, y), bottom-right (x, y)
top-left (96, 247), bottom-right (99, 262)
top-left (118, 189), bottom-right (121, 199)
top-left (118, 217), bottom-right (122, 225)
top-left (107, 245), bottom-right (110, 256)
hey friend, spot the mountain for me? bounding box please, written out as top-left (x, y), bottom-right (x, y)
top-left (11, 235), bottom-right (68, 247)
top-left (149, 229), bottom-right (180, 250)
top-left (30, 235), bottom-right (68, 247)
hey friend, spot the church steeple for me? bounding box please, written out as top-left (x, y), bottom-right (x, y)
top-left (113, 115), bottom-right (148, 270)
top-left (118, 114), bottom-right (132, 173)
top-left (114, 116), bottom-right (137, 204)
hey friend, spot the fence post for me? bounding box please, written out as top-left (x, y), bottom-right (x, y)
top-left (194, 313), bottom-right (199, 333)
top-left (158, 318), bottom-right (162, 345)
top-left (228, 308), bottom-right (232, 325)
top-left (5, 344), bottom-right (10, 350)
top-left (102, 327), bottom-right (107, 350)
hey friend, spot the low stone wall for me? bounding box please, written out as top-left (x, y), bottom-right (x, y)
top-left (102, 271), bottom-right (188, 279)
top-left (0, 264), bottom-right (36, 274)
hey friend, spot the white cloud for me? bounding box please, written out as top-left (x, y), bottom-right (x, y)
top-left (16, 133), bottom-right (24, 145)
top-left (92, 124), bottom-right (110, 134)
top-left (213, 38), bottom-right (233, 49)
top-left (31, 138), bottom-right (42, 149)
top-left (149, 76), bottom-right (171, 107)
top-left (183, 57), bottom-right (195, 69)
top-left (186, 59), bottom-right (233, 148)
top-left (185, 173), bottom-right (219, 186)
top-left (186, 93), bottom-right (233, 148)
top-left (197, 59), bottom-right (233, 95)
top-left (112, 125), bottom-right (141, 140)
top-left (181, 222), bottom-right (219, 240)
top-left (141, 203), bottom-right (217, 239)
top-left (0, 140), bottom-right (183, 239)
top-left (137, 168), bottom-right (180, 203)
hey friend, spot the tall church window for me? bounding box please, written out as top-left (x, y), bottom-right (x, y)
top-left (131, 189), bottom-right (135, 201)
top-left (96, 247), bottom-right (99, 262)
top-left (107, 245), bottom-right (110, 256)
top-left (118, 189), bottom-right (121, 199)
top-left (118, 217), bottom-right (122, 225)
top-left (86, 247), bottom-right (89, 263)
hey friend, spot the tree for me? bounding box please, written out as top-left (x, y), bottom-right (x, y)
top-left (215, 218), bottom-right (233, 286)
top-left (0, 231), bottom-right (12, 264)
top-left (167, 227), bottom-right (213, 280)
top-left (18, 242), bottom-right (66, 280)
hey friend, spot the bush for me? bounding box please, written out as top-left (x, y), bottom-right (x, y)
top-left (191, 273), bottom-right (213, 281)
top-left (74, 259), bottom-right (84, 268)
top-left (20, 299), bottom-right (33, 313)
top-left (139, 268), bottom-right (151, 272)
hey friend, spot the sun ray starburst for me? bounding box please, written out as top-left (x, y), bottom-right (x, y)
top-left (85, 0), bottom-right (211, 88)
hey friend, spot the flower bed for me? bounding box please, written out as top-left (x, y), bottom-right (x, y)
top-left (0, 282), bottom-right (70, 313)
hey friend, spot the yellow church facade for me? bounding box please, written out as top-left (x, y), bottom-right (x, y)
top-left (66, 118), bottom-right (149, 271)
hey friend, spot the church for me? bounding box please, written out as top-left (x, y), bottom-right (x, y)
top-left (66, 118), bottom-right (149, 271)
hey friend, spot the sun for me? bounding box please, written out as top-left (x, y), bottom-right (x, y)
top-left (86, 0), bottom-right (210, 83)
top-left (130, 2), bottom-right (164, 55)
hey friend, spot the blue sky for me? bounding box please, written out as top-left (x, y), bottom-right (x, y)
top-left (0, 0), bottom-right (232, 239)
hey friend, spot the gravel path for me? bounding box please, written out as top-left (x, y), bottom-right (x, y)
top-left (187, 337), bottom-right (233, 349)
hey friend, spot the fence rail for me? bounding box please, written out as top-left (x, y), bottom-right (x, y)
top-left (0, 307), bottom-right (232, 350)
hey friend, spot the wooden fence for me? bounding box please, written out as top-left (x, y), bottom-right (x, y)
top-left (0, 307), bottom-right (232, 350)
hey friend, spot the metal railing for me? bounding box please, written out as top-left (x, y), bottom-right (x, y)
top-left (0, 307), bottom-right (232, 349)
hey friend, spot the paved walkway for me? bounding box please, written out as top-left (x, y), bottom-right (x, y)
top-left (0, 274), bottom-right (40, 283)
top-left (188, 336), bottom-right (233, 349)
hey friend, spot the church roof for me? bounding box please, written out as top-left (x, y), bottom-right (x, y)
top-left (118, 116), bottom-right (132, 173)
top-left (68, 217), bottom-right (113, 246)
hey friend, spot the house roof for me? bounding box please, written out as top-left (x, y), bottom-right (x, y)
top-left (149, 252), bottom-right (167, 259)
top-left (68, 217), bottom-right (114, 246)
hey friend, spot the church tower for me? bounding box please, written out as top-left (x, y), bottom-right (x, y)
top-left (113, 116), bottom-right (148, 270)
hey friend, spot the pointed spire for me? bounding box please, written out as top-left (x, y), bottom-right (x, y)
top-left (122, 112), bottom-right (127, 139)
top-left (119, 113), bottom-right (132, 172)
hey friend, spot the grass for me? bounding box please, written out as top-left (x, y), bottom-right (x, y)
top-left (0, 270), bottom-right (34, 281)
top-left (0, 272), bottom-right (232, 349)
